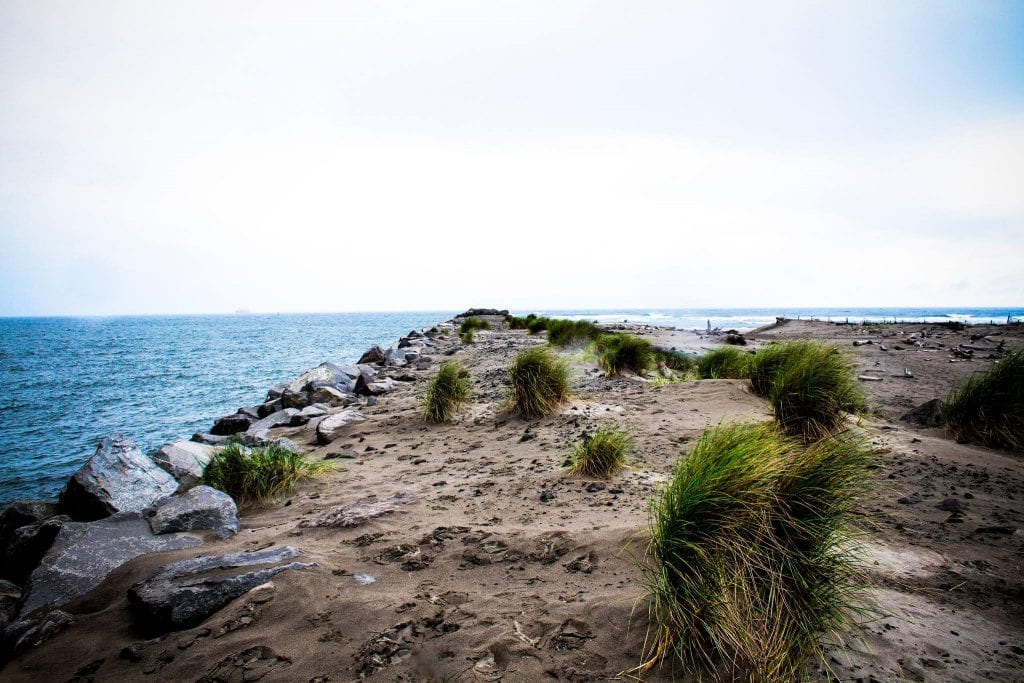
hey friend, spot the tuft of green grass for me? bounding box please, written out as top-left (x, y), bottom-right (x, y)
top-left (459, 317), bottom-right (491, 335)
top-left (768, 343), bottom-right (865, 441)
top-left (567, 425), bottom-right (633, 478)
top-left (596, 334), bottom-right (657, 375)
top-left (696, 346), bottom-right (752, 379)
top-left (202, 442), bottom-right (331, 505)
top-left (526, 316), bottom-right (550, 334)
top-left (639, 423), bottom-right (870, 679)
top-left (656, 349), bottom-right (696, 374)
top-left (507, 347), bottom-right (571, 418)
top-left (505, 314), bottom-right (537, 330)
top-left (943, 346), bottom-right (1024, 450)
top-left (749, 341), bottom-right (816, 397)
top-left (459, 329), bottom-right (476, 343)
top-left (422, 362), bottom-right (471, 423)
top-left (546, 319), bottom-right (603, 347)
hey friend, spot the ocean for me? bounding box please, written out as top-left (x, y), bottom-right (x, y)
top-left (0, 307), bottom-right (1018, 506)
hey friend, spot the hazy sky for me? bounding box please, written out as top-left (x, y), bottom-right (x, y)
top-left (1, 1), bottom-right (1022, 315)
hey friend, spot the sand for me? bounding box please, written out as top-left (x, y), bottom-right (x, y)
top-left (3, 318), bottom-right (1022, 681)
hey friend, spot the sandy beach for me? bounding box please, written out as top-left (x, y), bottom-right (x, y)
top-left (2, 315), bottom-right (1022, 682)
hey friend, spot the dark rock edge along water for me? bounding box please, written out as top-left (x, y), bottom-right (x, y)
top-left (0, 310), bottom-right (498, 656)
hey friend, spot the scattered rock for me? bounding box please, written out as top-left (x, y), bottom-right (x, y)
top-left (540, 490), bottom-right (556, 503)
top-left (357, 346), bottom-right (387, 365)
top-left (242, 408), bottom-right (299, 445)
top-left (191, 433), bottom-right (231, 446)
top-left (937, 498), bottom-right (963, 513)
top-left (315, 410), bottom-right (368, 445)
top-left (3, 609), bottom-right (73, 655)
top-left (309, 386), bottom-right (352, 406)
top-left (299, 491), bottom-right (418, 528)
top-left (20, 512), bottom-right (201, 616)
top-left (151, 441), bottom-right (215, 488)
top-left (128, 547), bottom-right (314, 631)
top-left (59, 435), bottom-right (180, 521)
top-left (146, 486), bottom-right (239, 539)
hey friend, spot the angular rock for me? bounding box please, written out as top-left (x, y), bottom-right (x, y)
top-left (309, 385), bottom-right (352, 406)
top-left (191, 433), bottom-right (231, 446)
top-left (265, 382), bottom-right (288, 401)
top-left (59, 435), bottom-right (180, 521)
top-left (287, 362), bottom-right (353, 394)
top-left (384, 346), bottom-right (409, 366)
top-left (366, 378), bottom-right (401, 395)
top-left (210, 413), bottom-right (254, 436)
top-left (358, 346), bottom-right (386, 365)
top-left (146, 486), bottom-right (239, 539)
top-left (315, 410), bottom-right (368, 445)
top-left (151, 441), bottom-right (215, 488)
top-left (0, 500), bottom-right (59, 549)
top-left (3, 515), bottom-right (70, 583)
top-left (128, 546), bottom-right (314, 631)
top-left (244, 408), bottom-right (299, 444)
top-left (280, 389), bottom-right (312, 409)
top-left (20, 512), bottom-right (200, 616)
top-left (3, 609), bottom-right (73, 655)
top-left (271, 437), bottom-right (304, 453)
top-left (255, 399), bottom-right (284, 418)
top-left (900, 399), bottom-right (945, 428)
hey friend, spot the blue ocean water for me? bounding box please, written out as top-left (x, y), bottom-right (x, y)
top-left (0, 307), bottom-right (1019, 506)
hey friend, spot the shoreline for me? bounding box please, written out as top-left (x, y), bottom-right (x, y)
top-left (1, 310), bottom-right (1022, 680)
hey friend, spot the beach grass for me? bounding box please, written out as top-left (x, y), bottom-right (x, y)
top-left (768, 343), bottom-right (865, 440)
top-left (943, 346), bottom-right (1024, 450)
top-left (567, 425), bottom-right (633, 478)
top-left (640, 423), bottom-right (870, 679)
top-left (202, 442), bottom-right (331, 505)
top-left (596, 333), bottom-right (657, 375)
top-left (546, 318), bottom-right (603, 347)
top-left (656, 349), bottom-right (697, 374)
top-left (696, 346), bottom-right (752, 379)
top-left (749, 341), bottom-right (816, 397)
top-left (507, 346), bottom-right (571, 418)
top-left (422, 361), bottom-right (472, 423)
top-left (459, 317), bottom-right (491, 343)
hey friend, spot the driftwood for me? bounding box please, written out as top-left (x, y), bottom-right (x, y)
top-left (857, 375), bottom-right (884, 382)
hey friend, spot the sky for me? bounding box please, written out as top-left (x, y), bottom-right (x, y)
top-left (0, 1), bottom-right (1022, 315)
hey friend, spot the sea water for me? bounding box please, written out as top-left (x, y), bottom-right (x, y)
top-left (0, 307), bottom-right (1018, 505)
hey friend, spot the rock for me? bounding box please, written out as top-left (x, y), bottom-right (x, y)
top-left (287, 362), bottom-right (354, 394)
top-left (316, 410), bottom-right (368, 445)
top-left (210, 413), bottom-right (253, 436)
top-left (298, 491), bottom-right (418, 528)
top-left (265, 382), bottom-right (288, 401)
top-left (191, 433), bottom-right (231, 446)
top-left (243, 408), bottom-right (299, 444)
top-left (271, 437), bottom-right (304, 453)
top-left (309, 385), bottom-right (352, 406)
top-left (0, 500), bottom-right (59, 549)
top-left (59, 435), bottom-right (180, 521)
top-left (3, 515), bottom-right (70, 583)
top-left (255, 399), bottom-right (284, 418)
top-left (237, 406), bottom-right (260, 419)
top-left (358, 346), bottom-right (387, 365)
top-left (366, 378), bottom-right (401, 395)
top-left (128, 546), bottom-right (314, 631)
top-left (384, 347), bottom-right (409, 367)
top-left (151, 441), bottom-right (215, 488)
top-left (724, 333), bottom-right (747, 345)
top-left (280, 389), bottom-right (312, 409)
top-left (457, 308), bottom-right (508, 317)
top-left (3, 609), bottom-right (73, 654)
top-left (900, 399), bottom-right (945, 428)
top-left (146, 486), bottom-right (239, 539)
top-left (0, 579), bottom-right (20, 630)
top-left (20, 512), bottom-right (200, 616)
top-left (937, 498), bottom-right (963, 513)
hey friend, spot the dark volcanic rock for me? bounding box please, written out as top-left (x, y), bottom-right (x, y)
top-left (146, 486), bottom-right (239, 539)
top-left (0, 500), bottom-right (59, 549)
top-left (280, 389), bottom-right (312, 409)
top-left (357, 346), bottom-right (387, 365)
top-left (0, 579), bottom-right (20, 630)
top-left (128, 546), bottom-right (314, 631)
top-left (59, 435), bottom-right (180, 521)
top-left (20, 512), bottom-right (200, 616)
top-left (209, 413), bottom-right (254, 436)
top-left (900, 399), bottom-right (945, 428)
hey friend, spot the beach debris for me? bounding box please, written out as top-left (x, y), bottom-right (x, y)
top-left (900, 399), bottom-right (944, 428)
top-left (903, 368), bottom-right (914, 378)
top-left (879, 343), bottom-right (889, 351)
top-left (857, 375), bottom-right (884, 381)
top-left (353, 573), bottom-right (376, 585)
top-left (151, 441), bottom-right (214, 488)
top-left (20, 512), bottom-right (200, 616)
top-left (725, 333), bottom-right (747, 345)
top-left (59, 434), bottom-right (180, 521)
top-left (853, 340), bottom-right (874, 346)
top-left (145, 485), bottom-right (239, 539)
top-left (315, 409), bottom-right (368, 445)
top-left (298, 491), bottom-right (418, 528)
top-left (128, 546), bottom-right (314, 631)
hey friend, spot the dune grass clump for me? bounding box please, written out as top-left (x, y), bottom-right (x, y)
top-left (596, 333), bottom-right (657, 375)
top-left (459, 317), bottom-right (491, 343)
top-left (567, 425), bottom-right (633, 478)
top-left (656, 349), bottom-right (696, 374)
top-left (640, 423), bottom-right (870, 679)
top-left (696, 346), bottom-right (752, 379)
top-left (768, 343), bottom-right (865, 440)
top-left (422, 361), bottom-right (472, 423)
top-left (202, 442), bottom-right (331, 505)
top-left (507, 347), bottom-right (571, 418)
top-left (546, 319), bottom-right (603, 347)
top-left (526, 316), bottom-right (551, 334)
top-left (943, 346), bottom-right (1024, 450)
top-left (749, 341), bottom-right (816, 397)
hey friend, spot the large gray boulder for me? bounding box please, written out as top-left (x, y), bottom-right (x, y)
top-left (128, 546), bottom-right (314, 631)
top-left (146, 486), bottom-right (238, 539)
top-left (287, 362), bottom-right (354, 394)
top-left (19, 512), bottom-right (200, 616)
top-left (152, 441), bottom-right (215, 488)
top-left (315, 410), bottom-right (367, 445)
top-left (240, 408), bottom-right (299, 446)
top-left (357, 346), bottom-right (386, 365)
top-left (309, 385), bottom-right (352, 406)
top-left (59, 435), bottom-right (180, 521)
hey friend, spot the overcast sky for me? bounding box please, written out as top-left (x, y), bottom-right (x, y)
top-left (1, 1), bottom-right (1022, 315)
